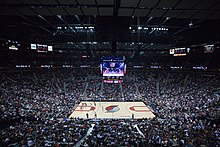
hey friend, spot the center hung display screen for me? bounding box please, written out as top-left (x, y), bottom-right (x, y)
top-left (100, 56), bottom-right (126, 83)
top-left (102, 62), bottom-right (125, 76)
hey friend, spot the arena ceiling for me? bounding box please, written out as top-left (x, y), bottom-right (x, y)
top-left (0, 0), bottom-right (220, 52)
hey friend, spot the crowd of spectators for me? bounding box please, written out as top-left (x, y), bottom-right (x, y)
top-left (0, 68), bottom-right (220, 146)
top-left (82, 119), bottom-right (142, 146)
top-left (1, 118), bottom-right (89, 146)
top-left (0, 69), bottom-right (90, 146)
top-left (80, 70), bottom-right (220, 146)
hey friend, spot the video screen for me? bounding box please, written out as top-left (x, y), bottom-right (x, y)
top-left (37, 44), bottom-right (48, 52)
top-left (7, 40), bottom-right (20, 50)
top-left (169, 49), bottom-right (174, 54)
top-left (48, 46), bottom-right (53, 51)
top-left (102, 62), bottom-right (125, 76)
top-left (173, 48), bottom-right (187, 56)
top-left (204, 44), bottom-right (214, 53)
top-left (9, 44), bottom-right (18, 50)
top-left (31, 44), bottom-right (36, 50)
top-left (103, 76), bottom-right (123, 83)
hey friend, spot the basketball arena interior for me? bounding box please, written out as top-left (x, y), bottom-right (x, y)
top-left (0, 0), bottom-right (220, 146)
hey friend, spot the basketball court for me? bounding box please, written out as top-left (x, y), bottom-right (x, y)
top-left (69, 101), bottom-right (155, 119)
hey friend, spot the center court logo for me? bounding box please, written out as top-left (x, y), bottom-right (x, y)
top-left (105, 105), bottom-right (120, 113)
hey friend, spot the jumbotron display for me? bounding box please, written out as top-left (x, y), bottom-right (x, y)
top-left (102, 62), bottom-right (125, 76)
top-left (100, 56), bottom-right (126, 83)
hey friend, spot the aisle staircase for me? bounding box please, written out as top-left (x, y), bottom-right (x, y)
top-left (83, 82), bottom-right (89, 96)
top-left (120, 83), bottom-right (124, 99)
top-left (74, 124), bottom-right (96, 147)
top-left (2, 73), bottom-right (16, 83)
top-left (134, 124), bottom-right (145, 138)
top-left (100, 81), bottom-right (103, 96)
top-left (134, 83), bottom-right (141, 96)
